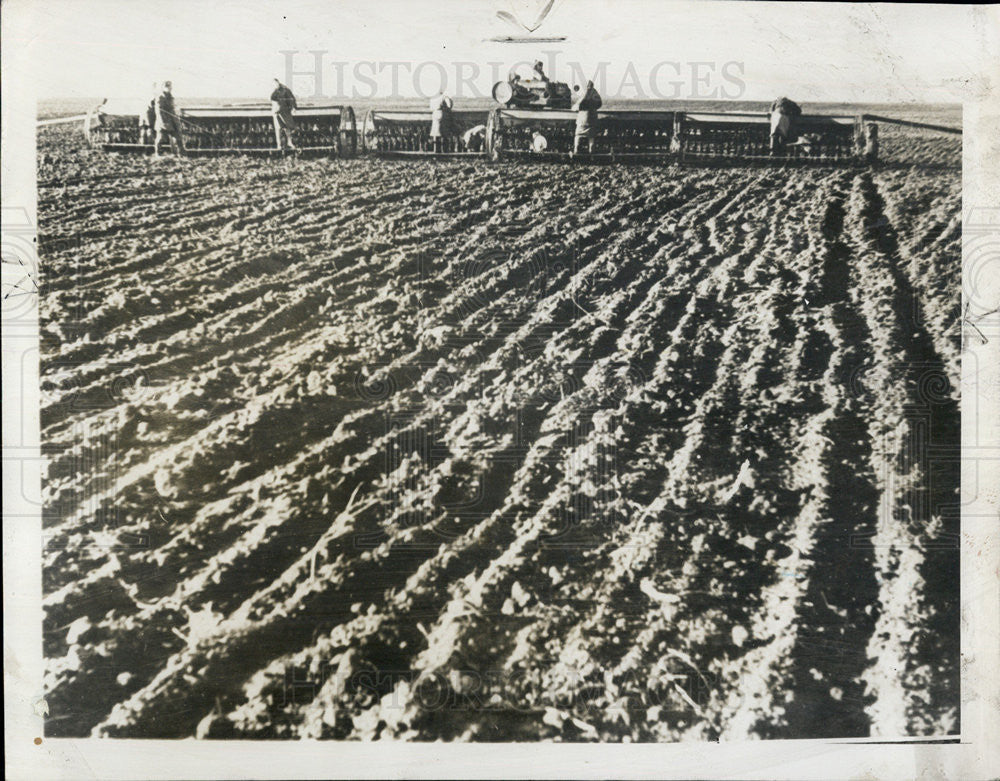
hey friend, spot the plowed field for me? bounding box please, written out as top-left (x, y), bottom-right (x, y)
top-left (37, 111), bottom-right (961, 741)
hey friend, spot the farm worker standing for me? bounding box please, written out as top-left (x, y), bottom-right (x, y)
top-left (864, 123), bottom-right (879, 164)
top-left (139, 83), bottom-right (157, 145)
top-left (154, 81), bottom-right (185, 156)
top-left (769, 96), bottom-right (802, 155)
top-left (572, 80), bottom-right (602, 156)
top-left (270, 79), bottom-right (298, 150)
top-left (429, 92), bottom-right (454, 153)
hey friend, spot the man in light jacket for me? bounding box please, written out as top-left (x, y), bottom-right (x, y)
top-left (429, 92), bottom-right (453, 153)
top-left (154, 81), bottom-right (184, 156)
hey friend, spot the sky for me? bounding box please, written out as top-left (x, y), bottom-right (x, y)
top-left (9, 0), bottom-right (995, 103)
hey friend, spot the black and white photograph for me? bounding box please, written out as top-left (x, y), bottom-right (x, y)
top-left (3, 0), bottom-right (999, 777)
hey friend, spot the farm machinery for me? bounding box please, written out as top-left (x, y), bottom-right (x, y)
top-left (361, 109), bottom-right (490, 157)
top-left (80, 96), bottom-right (960, 164)
top-left (485, 76), bottom-right (867, 162)
top-left (360, 64), bottom-right (571, 158)
top-left (360, 72), bottom-right (679, 162)
top-left (491, 72), bottom-right (572, 110)
top-left (487, 107), bottom-right (679, 161)
top-left (675, 111), bottom-right (864, 162)
top-left (85, 101), bottom-right (357, 156)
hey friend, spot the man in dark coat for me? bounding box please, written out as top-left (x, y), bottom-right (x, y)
top-left (573, 81), bottom-right (602, 156)
top-left (769, 96), bottom-right (802, 154)
top-left (270, 79), bottom-right (298, 150)
top-left (139, 83), bottom-right (157, 144)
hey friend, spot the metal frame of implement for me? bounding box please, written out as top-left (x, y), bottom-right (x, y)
top-left (85, 104), bottom-right (358, 156)
top-left (487, 107), bottom-right (678, 161)
top-left (487, 109), bottom-right (870, 163)
top-left (362, 109), bottom-right (491, 157)
top-left (82, 104), bottom-right (961, 162)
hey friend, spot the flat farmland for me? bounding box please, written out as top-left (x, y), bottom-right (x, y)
top-left (36, 105), bottom-right (961, 740)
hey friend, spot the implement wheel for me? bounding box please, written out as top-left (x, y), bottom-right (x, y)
top-left (492, 81), bottom-right (515, 107)
top-left (486, 108), bottom-right (502, 161)
top-left (339, 106), bottom-right (358, 157)
top-left (361, 109), bottom-right (377, 153)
